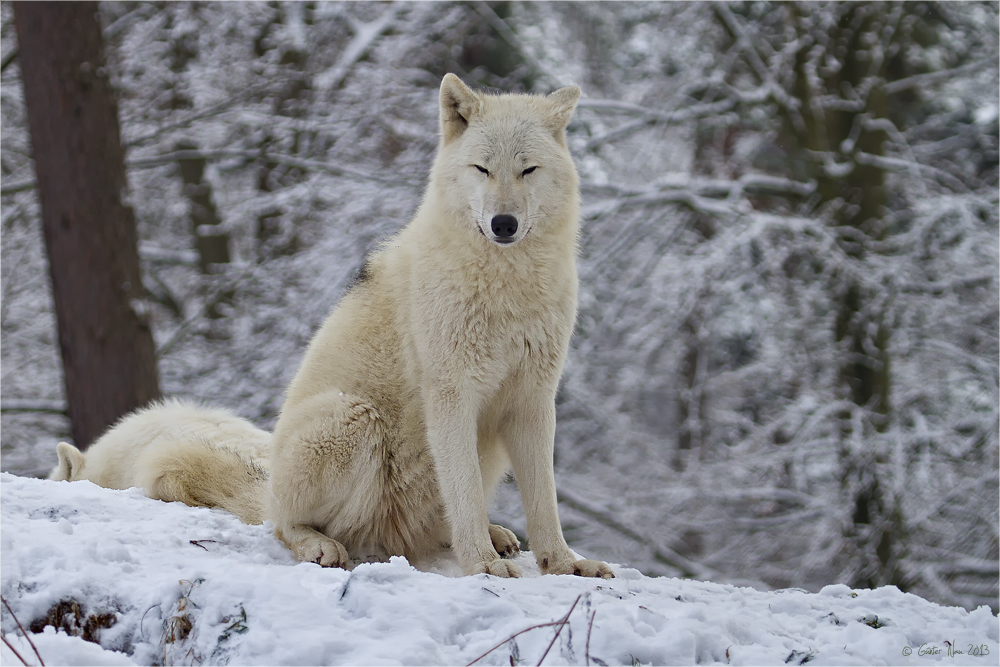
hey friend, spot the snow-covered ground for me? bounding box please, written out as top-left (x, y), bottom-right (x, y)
top-left (1, 472), bottom-right (996, 666)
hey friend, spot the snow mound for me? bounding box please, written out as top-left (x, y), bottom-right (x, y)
top-left (1, 472), bottom-right (996, 666)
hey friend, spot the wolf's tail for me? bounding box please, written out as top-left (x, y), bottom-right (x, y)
top-left (135, 439), bottom-right (269, 525)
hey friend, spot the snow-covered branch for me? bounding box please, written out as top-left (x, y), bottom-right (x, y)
top-left (470, 1), bottom-right (562, 87)
top-left (558, 486), bottom-right (721, 582)
top-left (884, 57), bottom-right (999, 95)
top-left (315, 3), bottom-right (401, 92)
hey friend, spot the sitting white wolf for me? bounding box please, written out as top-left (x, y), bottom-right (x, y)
top-left (48, 399), bottom-right (269, 526)
top-left (48, 74), bottom-right (611, 580)
top-left (266, 74), bottom-right (612, 579)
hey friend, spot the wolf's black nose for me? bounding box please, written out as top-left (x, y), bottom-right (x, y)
top-left (491, 214), bottom-right (518, 241)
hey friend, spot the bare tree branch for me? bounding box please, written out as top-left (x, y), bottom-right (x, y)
top-left (581, 173), bottom-right (815, 217)
top-left (885, 57), bottom-right (999, 95)
top-left (0, 399), bottom-right (68, 415)
top-left (3, 144), bottom-right (422, 196)
top-left (579, 99), bottom-right (737, 151)
top-left (0, 179), bottom-right (36, 196)
top-left (713, 3), bottom-right (806, 136)
top-left (577, 97), bottom-right (735, 124)
top-left (129, 148), bottom-right (419, 187)
top-left (0, 47), bottom-right (16, 74)
top-left (316, 3), bottom-right (401, 91)
top-left (558, 487), bottom-right (720, 581)
top-left (470, 0), bottom-right (562, 87)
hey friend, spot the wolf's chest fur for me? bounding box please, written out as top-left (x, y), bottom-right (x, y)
top-left (408, 235), bottom-right (577, 384)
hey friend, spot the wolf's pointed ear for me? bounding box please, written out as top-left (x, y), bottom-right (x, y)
top-left (52, 441), bottom-right (85, 481)
top-left (544, 85), bottom-right (582, 141)
top-left (440, 73), bottom-right (480, 145)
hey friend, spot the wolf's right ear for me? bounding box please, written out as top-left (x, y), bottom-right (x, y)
top-left (543, 85), bottom-right (582, 141)
top-left (439, 73), bottom-right (480, 145)
top-left (51, 441), bottom-right (85, 481)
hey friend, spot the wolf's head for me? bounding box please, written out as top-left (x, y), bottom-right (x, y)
top-left (432, 74), bottom-right (581, 246)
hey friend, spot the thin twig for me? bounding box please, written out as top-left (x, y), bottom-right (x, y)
top-left (585, 610), bottom-right (597, 667)
top-left (189, 540), bottom-right (218, 551)
top-left (536, 594), bottom-right (581, 666)
top-left (1, 596), bottom-right (44, 666)
top-left (1, 633), bottom-right (29, 666)
top-left (466, 595), bottom-right (582, 667)
top-left (465, 620), bottom-right (564, 666)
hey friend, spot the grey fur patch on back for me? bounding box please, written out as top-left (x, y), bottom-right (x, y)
top-left (347, 259), bottom-right (373, 290)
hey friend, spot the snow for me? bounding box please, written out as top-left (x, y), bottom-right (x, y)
top-left (3, 2), bottom-right (998, 612)
top-left (2, 472), bottom-right (996, 666)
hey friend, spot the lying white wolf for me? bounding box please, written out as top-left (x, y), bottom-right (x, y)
top-left (48, 399), bottom-right (269, 526)
top-left (267, 74), bottom-right (612, 579)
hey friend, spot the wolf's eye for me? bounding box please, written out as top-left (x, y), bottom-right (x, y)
top-left (474, 165), bottom-right (489, 176)
top-left (521, 166), bottom-right (537, 177)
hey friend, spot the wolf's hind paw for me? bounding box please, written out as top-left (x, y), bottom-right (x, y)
top-left (488, 524), bottom-right (520, 558)
top-left (300, 535), bottom-right (350, 569)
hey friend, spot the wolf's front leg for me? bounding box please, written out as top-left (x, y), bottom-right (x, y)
top-left (503, 393), bottom-right (614, 579)
top-left (424, 385), bottom-right (522, 578)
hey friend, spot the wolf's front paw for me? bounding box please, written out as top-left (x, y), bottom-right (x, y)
top-left (542, 557), bottom-right (614, 579)
top-left (489, 524), bottom-right (520, 558)
top-left (478, 558), bottom-right (522, 578)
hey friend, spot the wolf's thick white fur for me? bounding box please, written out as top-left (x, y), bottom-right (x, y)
top-left (267, 74), bottom-right (613, 579)
top-left (48, 399), bottom-right (269, 525)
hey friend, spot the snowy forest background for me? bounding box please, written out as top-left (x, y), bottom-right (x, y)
top-left (1, 1), bottom-right (997, 614)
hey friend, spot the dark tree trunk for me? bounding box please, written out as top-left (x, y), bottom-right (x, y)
top-left (719, 1), bottom-right (906, 590)
top-left (15, 1), bottom-right (161, 449)
top-left (175, 140), bottom-right (233, 322)
top-left (776, 1), bottom-right (903, 590)
top-left (175, 141), bottom-right (231, 275)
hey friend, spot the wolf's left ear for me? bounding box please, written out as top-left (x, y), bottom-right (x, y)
top-left (544, 85), bottom-right (582, 140)
top-left (440, 73), bottom-right (481, 145)
top-left (52, 441), bottom-right (85, 481)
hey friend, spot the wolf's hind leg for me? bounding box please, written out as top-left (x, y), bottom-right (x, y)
top-left (275, 523), bottom-right (349, 568)
top-left (270, 389), bottom-right (388, 568)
